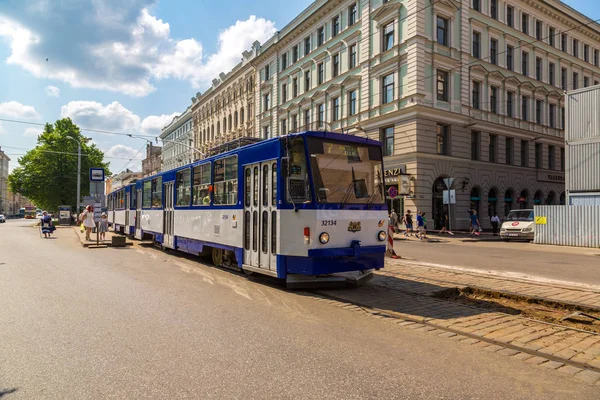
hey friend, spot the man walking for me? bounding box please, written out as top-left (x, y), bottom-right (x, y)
top-left (470, 210), bottom-right (481, 237)
top-left (490, 213), bottom-right (501, 236)
top-left (403, 210), bottom-right (414, 237)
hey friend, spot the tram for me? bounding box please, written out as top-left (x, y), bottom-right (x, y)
top-left (108, 131), bottom-right (389, 286)
top-left (107, 182), bottom-right (137, 235)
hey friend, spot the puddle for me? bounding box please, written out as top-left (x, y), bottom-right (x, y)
top-left (432, 287), bottom-right (600, 333)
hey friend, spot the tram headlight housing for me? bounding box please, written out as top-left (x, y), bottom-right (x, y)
top-left (319, 232), bottom-right (330, 244)
top-left (377, 230), bottom-right (387, 242)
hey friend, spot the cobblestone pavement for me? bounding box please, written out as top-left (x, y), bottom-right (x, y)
top-left (311, 259), bottom-right (600, 383)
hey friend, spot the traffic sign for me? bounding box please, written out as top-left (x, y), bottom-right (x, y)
top-left (90, 168), bottom-right (105, 182)
top-left (443, 189), bottom-right (456, 204)
top-left (388, 186), bottom-right (398, 199)
top-left (443, 178), bottom-right (454, 189)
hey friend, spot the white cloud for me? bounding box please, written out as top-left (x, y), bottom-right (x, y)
top-left (61, 100), bottom-right (141, 133)
top-left (23, 127), bottom-right (43, 137)
top-left (140, 113), bottom-right (178, 135)
top-left (0, 4), bottom-right (277, 96)
top-left (60, 100), bottom-right (178, 138)
top-left (0, 121), bottom-right (4, 134)
top-left (106, 144), bottom-right (143, 172)
top-left (0, 101), bottom-right (40, 119)
top-left (44, 85), bottom-right (60, 97)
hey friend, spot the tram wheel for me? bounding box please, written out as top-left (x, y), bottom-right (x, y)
top-left (212, 247), bottom-right (223, 267)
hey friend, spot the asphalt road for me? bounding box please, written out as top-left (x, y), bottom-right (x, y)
top-left (394, 234), bottom-right (600, 286)
top-left (1, 219), bottom-right (598, 399)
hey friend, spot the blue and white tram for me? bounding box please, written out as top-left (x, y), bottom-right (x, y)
top-left (107, 183), bottom-right (137, 235)
top-left (110, 131), bottom-right (389, 285)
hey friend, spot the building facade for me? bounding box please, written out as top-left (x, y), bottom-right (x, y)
top-left (0, 147), bottom-right (9, 214)
top-left (5, 189), bottom-right (34, 215)
top-left (248, 0), bottom-right (600, 229)
top-left (106, 169), bottom-right (143, 193)
top-left (191, 42), bottom-right (259, 158)
top-left (141, 144), bottom-right (162, 177)
top-left (160, 106), bottom-right (194, 171)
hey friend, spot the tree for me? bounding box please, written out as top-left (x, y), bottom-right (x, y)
top-left (8, 118), bottom-right (111, 211)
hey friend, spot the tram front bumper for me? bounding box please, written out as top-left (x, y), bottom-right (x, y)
top-left (283, 244), bottom-right (386, 277)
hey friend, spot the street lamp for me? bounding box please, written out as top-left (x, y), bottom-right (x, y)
top-left (66, 136), bottom-right (92, 212)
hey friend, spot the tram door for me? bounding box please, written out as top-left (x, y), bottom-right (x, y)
top-left (135, 189), bottom-right (142, 239)
top-left (243, 161), bottom-right (276, 272)
top-left (163, 181), bottom-right (175, 248)
top-left (125, 192), bottom-right (130, 234)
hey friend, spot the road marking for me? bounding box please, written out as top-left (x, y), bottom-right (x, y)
top-left (390, 259), bottom-right (600, 291)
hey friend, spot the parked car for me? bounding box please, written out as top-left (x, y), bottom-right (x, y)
top-left (500, 209), bottom-right (535, 241)
top-left (0, 214), bottom-right (5, 223)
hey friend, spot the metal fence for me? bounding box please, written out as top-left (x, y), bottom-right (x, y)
top-left (534, 205), bottom-right (600, 248)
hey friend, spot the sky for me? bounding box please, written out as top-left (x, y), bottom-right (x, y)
top-left (0, 0), bottom-right (313, 174)
top-left (0, 0), bottom-right (596, 175)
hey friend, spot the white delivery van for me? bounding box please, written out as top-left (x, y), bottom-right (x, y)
top-left (499, 209), bottom-right (535, 241)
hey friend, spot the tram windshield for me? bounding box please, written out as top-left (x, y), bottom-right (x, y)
top-left (307, 137), bottom-right (384, 204)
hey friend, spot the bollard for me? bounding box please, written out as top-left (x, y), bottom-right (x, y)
top-left (386, 224), bottom-right (401, 259)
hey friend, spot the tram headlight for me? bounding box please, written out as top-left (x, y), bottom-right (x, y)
top-left (319, 232), bottom-right (330, 244)
top-left (377, 230), bottom-right (387, 242)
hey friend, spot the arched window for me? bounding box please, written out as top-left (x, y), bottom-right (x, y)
top-left (470, 187), bottom-right (481, 216)
top-left (487, 188), bottom-right (498, 217)
top-left (560, 192), bottom-right (566, 205)
top-left (546, 191), bottom-right (556, 205)
top-left (519, 189), bottom-right (529, 209)
top-left (217, 122), bottom-right (220, 135)
top-left (504, 189), bottom-right (514, 217)
top-left (223, 118), bottom-right (227, 133)
top-left (431, 177), bottom-right (449, 230)
top-left (240, 108), bottom-right (245, 124)
top-left (234, 111), bottom-right (238, 127)
top-left (228, 114), bottom-right (232, 131)
top-left (534, 190), bottom-right (544, 206)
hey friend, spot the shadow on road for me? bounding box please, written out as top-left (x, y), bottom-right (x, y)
top-left (0, 388), bottom-right (18, 398)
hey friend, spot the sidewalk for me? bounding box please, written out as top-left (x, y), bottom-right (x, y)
top-left (71, 226), bottom-right (134, 247)
top-left (377, 259), bottom-right (600, 311)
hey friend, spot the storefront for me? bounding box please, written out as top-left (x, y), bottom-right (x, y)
top-left (384, 166), bottom-right (407, 216)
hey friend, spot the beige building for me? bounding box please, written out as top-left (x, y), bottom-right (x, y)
top-left (141, 144), bottom-right (162, 177)
top-left (247, 0), bottom-right (600, 230)
top-left (0, 147), bottom-right (9, 214)
top-left (191, 42), bottom-right (259, 157)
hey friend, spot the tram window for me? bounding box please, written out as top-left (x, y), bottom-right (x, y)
top-left (118, 190), bottom-right (124, 209)
top-left (283, 137), bottom-right (311, 203)
top-left (192, 163), bottom-right (211, 206)
top-left (253, 166), bottom-right (259, 207)
top-left (176, 169), bottom-right (191, 206)
top-left (262, 210), bottom-right (268, 254)
top-left (244, 211), bottom-right (250, 250)
top-left (245, 168), bottom-right (251, 207)
top-left (262, 165), bottom-right (269, 207)
top-left (143, 181), bottom-right (152, 208)
top-left (252, 211), bottom-right (258, 251)
top-left (214, 156), bottom-right (238, 205)
top-left (151, 177), bottom-right (162, 208)
top-left (272, 163), bottom-right (277, 206)
top-left (271, 210), bottom-right (276, 254)
top-left (131, 188), bottom-right (137, 208)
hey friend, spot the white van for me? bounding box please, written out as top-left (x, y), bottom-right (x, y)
top-left (500, 209), bottom-right (535, 241)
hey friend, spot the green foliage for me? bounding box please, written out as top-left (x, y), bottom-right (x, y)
top-left (8, 118), bottom-right (111, 211)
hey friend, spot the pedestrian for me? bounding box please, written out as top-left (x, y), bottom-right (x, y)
top-left (491, 213), bottom-right (501, 236)
top-left (403, 210), bottom-right (414, 237)
top-left (40, 211), bottom-right (56, 238)
top-left (82, 205), bottom-right (95, 241)
top-left (99, 212), bottom-right (109, 241)
top-left (470, 210), bottom-right (481, 237)
top-left (416, 211), bottom-right (425, 240)
top-left (421, 212), bottom-right (428, 239)
top-left (390, 209), bottom-right (399, 231)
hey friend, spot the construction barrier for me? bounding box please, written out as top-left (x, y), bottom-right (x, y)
top-left (386, 224), bottom-right (400, 259)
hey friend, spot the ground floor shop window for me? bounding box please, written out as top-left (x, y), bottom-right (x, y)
top-left (504, 189), bottom-right (514, 217)
top-left (487, 188), bottom-right (498, 217)
top-left (519, 189), bottom-right (529, 209)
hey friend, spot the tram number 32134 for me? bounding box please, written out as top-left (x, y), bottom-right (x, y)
top-left (321, 220), bottom-right (337, 226)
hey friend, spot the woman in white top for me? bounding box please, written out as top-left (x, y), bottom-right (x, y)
top-left (82, 205), bottom-right (96, 240)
